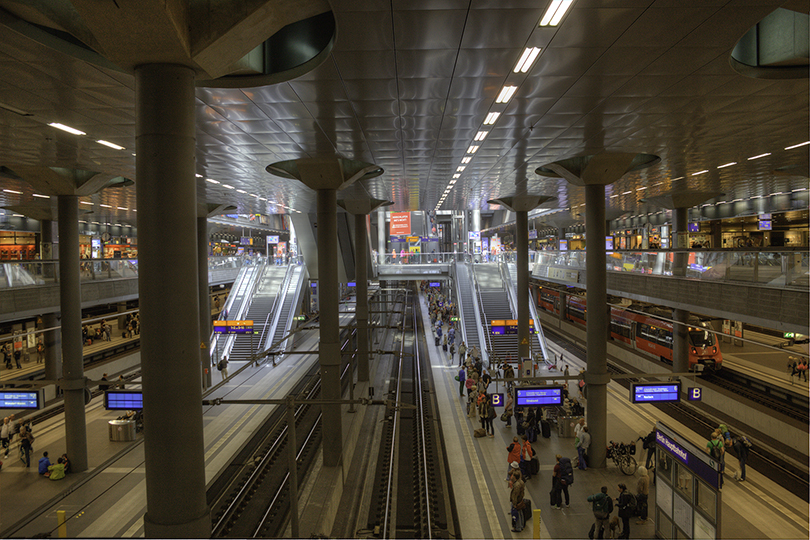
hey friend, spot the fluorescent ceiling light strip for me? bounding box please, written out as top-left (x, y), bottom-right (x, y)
top-left (222, 184), bottom-right (235, 189)
top-left (496, 85), bottom-right (517, 104)
top-left (3, 189), bottom-right (22, 194)
top-left (622, 191), bottom-right (631, 195)
top-left (792, 188), bottom-right (807, 192)
top-left (117, 206), bottom-right (128, 210)
top-left (475, 131), bottom-right (488, 141)
top-left (236, 189), bottom-right (247, 194)
top-left (206, 178), bottom-right (219, 184)
top-left (453, 174), bottom-right (461, 178)
top-left (520, 48), bottom-right (542, 73)
top-left (99, 204), bottom-right (112, 208)
top-left (691, 170), bottom-right (708, 176)
top-left (747, 153), bottom-right (770, 160)
top-left (549, 0), bottom-right (575, 25)
top-left (484, 112), bottom-right (500, 125)
top-left (717, 162), bottom-right (736, 169)
top-left (514, 48), bottom-right (534, 73)
top-left (457, 166), bottom-right (466, 172)
top-left (195, 174), bottom-right (203, 178)
top-left (785, 141), bottom-right (810, 150)
top-left (467, 145), bottom-right (479, 153)
top-left (539, 0), bottom-right (564, 26)
top-left (48, 122), bottom-right (85, 136)
top-left (32, 193), bottom-right (50, 198)
top-left (636, 186), bottom-right (647, 190)
top-left (80, 201), bottom-right (93, 205)
top-left (97, 140), bottom-right (125, 150)
top-left (461, 157), bottom-right (471, 164)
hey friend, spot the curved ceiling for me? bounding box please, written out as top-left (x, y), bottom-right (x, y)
top-left (0, 0), bottom-right (807, 229)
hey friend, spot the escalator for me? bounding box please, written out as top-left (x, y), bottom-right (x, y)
top-left (505, 262), bottom-right (550, 362)
top-left (453, 262), bottom-right (485, 364)
top-left (265, 263), bottom-right (307, 356)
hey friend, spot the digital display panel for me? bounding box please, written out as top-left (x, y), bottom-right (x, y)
top-left (559, 240), bottom-right (568, 251)
top-left (759, 213), bottom-right (771, 220)
top-left (605, 236), bottom-right (614, 250)
top-left (631, 382), bottom-right (681, 403)
top-left (491, 326), bottom-right (505, 335)
top-left (515, 386), bottom-right (563, 407)
top-left (347, 282), bottom-right (356, 287)
top-left (757, 220), bottom-right (772, 231)
top-left (469, 231), bottom-right (481, 240)
top-left (105, 390), bottom-right (144, 410)
top-left (213, 320), bottom-right (255, 334)
top-left (688, 222), bottom-right (700, 233)
top-left (267, 235), bottom-right (280, 244)
top-left (0, 390), bottom-right (41, 409)
top-left (429, 282), bottom-right (441, 287)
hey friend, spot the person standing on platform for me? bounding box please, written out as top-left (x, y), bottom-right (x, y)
top-left (18, 425), bottom-right (33, 468)
top-left (588, 486), bottom-right (613, 540)
top-left (481, 393), bottom-right (495, 437)
top-left (457, 366), bottom-right (466, 398)
top-left (457, 342), bottom-right (467, 367)
top-left (577, 426), bottom-right (591, 470)
top-left (615, 482), bottom-right (635, 539)
top-left (504, 391), bottom-right (514, 427)
top-left (510, 469), bottom-right (526, 533)
top-left (640, 429), bottom-right (656, 469)
top-left (551, 454), bottom-right (573, 509)
top-left (1, 417), bottom-right (10, 458)
top-left (706, 432), bottom-right (725, 487)
top-left (732, 436), bottom-right (750, 482)
top-left (506, 439), bottom-right (521, 480)
top-left (449, 341), bottom-right (455, 363)
top-left (13, 346), bottom-right (21, 369)
top-left (218, 355), bottom-right (229, 381)
top-left (36, 338), bottom-right (45, 363)
top-left (636, 467), bottom-right (650, 524)
top-left (520, 434), bottom-right (534, 481)
top-left (103, 321), bottom-right (112, 341)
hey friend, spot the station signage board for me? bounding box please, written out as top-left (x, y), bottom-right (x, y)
top-left (490, 320), bottom-right (535, 335)
top-left (105, 390), bottom-right (144, 410)
top-left (347, 282), bottom-right (356, 287)
top-left (468, 231), bottom-right (481, 241)
top-left (267, 235), bottom-right (280, 244)
top-left (429, 282), bottom-right (441, 287)
top-left (390, 212), bottom-right (411, 235)
top-left (0, 390), bottom-right (42, 409)
top-left (515, 386), bottom-right (563, 407)
top-left (213, 320), bottom-right (255, 334)
top-left (631, 382), bottom-right (681, 403)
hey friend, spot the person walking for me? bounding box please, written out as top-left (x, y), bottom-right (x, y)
top-left (19, 425), bottom-right (34, 468)
top-left (1, 417), bottom-right (10, 458)
top-left (218, 355), bottom-right (229, 381)
top-left (577, 425), bottom-right (591, 470)
top-left (636, 467), bottom-right (650, 524)
top-left (457, 342), bottom-right (467, 367)
top-left (587, 486), bottom-right (613, 540)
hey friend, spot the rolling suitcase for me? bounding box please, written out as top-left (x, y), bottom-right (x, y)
top-left (530, 457), bottom-right (539, 475)
top-left (522, 499), bottom-right (532, 523)
top-left (541, 419), bottom-right (551, 438)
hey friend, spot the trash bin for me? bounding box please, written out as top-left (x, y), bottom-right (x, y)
top-left (108, 419), bottom-right (136, 442)
top-left (557, 415), bottom-right (584, 438)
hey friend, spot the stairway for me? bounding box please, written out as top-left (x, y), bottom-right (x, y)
top-left (228, 266), bottom-right (287, 362)
top-left (474, 264), bottom-right (518, 361)
top-left (454, 262), bottom-right (482, 355)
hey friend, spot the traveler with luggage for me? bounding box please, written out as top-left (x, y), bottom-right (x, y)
top-left (587, 486), bottom-right (613, 539)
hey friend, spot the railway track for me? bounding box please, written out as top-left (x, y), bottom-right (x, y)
top-left (366, 287), bottom-right (455, 539)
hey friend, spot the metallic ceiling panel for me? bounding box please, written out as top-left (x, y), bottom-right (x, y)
top-left (393, 10), bottom-right (466, 50)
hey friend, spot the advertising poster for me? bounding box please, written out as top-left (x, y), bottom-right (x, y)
top-left (390, 212), bottom-right (411, 235)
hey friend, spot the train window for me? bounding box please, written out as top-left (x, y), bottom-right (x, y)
top-left (688, 330), bottom-right (714, 347)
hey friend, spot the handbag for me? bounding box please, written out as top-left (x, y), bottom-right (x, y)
top-left (500, 412), bottom-right (508, 422)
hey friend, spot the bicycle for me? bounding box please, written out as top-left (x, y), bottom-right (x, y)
top-left (608, 441), bottom-right (638, 475)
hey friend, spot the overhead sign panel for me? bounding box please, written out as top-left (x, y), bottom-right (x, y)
top-left (631, 382), bottom-right (681, 403)
top-left (0, 390), bottom-right (42, 409)
top-left (515, 386), bottom-right (563, 407)
top-left (213, 320), bottom-right (255, 334)
top-left (105, 390), bottom-right (144, 410)
top-left (390, 212), bottom-right (411, 235)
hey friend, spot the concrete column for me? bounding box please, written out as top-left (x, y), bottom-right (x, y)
top-left (317, 188), bottom-right (343, 466)
top-left (710, 219), bottom-right (722, 249)
top-left (377, 209), bottom-right (386, 263)
top-left (41, 220), bottom-right (58, 281)
top-left (558, 226), bottom-right (566, 247)
top-left (136, 64), bottom-right (210, 538)
top-left (57, 194), bottom-right (87, 472)
top-left (42, 311), bottom-right (61, 381)
top-left (516, 210), bottom-right (530, 361)
top-left (198, 216), bottom-right (213, 389)
top-left (355, 213), bottom-right (370, 382)
top-left (585, 183), bottom-right (609, 469)
top-left (672, 207), bottom-right (689, 373)
top-left (117, 302), bottom-right (127, 330)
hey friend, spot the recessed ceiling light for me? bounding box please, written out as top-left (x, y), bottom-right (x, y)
top-left (449, 180), bottom-right (457, 185)
top-left (206, 178), bottom-right (219, 184)
top-left (99, 204), bottom-right (112, 208)
top-left (691, 170), bottom-right (709, 176)
top-left (117, 206), bottom-right (128, 210)
top-left (467, 145), bottom-right (479, 154)
top-left (457, 166), bottom-right (466, 172)
top-left (636, 187), bottom-right (647, 191)
top-left (48, 122), bottom-right (85, 136)
top-left (539, 0), bottom-right (575, 27)
top-left (474, 131), bottom-right (489, 141)
top-left (80, 201), bottom-right (93, 205)
top-left (97, 140), bottom-right (125, 150)
top-left (610, 194), bottom-right (619, 198)
top-left (461, 157), bottom-right (471, 164)
top-left (514, 47), bottom-right (542, 73)
top-left (236, 189), bottom-right (247, 194)
top-left (747, 153), bottom-right (771, 160)
top-left (785, 141), bottom-right (810, 150)
top-left (622, 191), bottom-right (631, 195)
top-left (484, 112), bottom-right (500, 125)
top-left (717, 162), bottom-right (736, 169)
top-left (453, 173), bottom-right (461, 179)
top-left (222, 184), bottom-right (235, 189)
top-left (32, 193), bottom-right (50, 198)
top-left (3, 189), bottom-right (22, 194)
top-left (496, 85), bottom-right (518, 104)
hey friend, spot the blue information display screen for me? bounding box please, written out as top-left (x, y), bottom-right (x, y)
top-left (105, 391), bottom-right (144, 410)
top-left (491, 326), bottom-right (505, 335)
top-left (429, 282), bottom-right (441, 287)
top-left (515, 386), bottom-right (563, 407)
top-left (631, 382), bottom-right (681, 403)
top-left (0, 391), bottom-right (41, 409)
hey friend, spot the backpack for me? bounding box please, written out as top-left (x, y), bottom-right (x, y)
top-left (739, 435), bottom-right (753, 449)
top-left (709, 439), bottom-right (723, 460)
top-left (559, 457), bottom-right (574, 485)
top-left (217, 360), bottom-right (225, 371)
top-left (625, 493), bottom-right (636, 510)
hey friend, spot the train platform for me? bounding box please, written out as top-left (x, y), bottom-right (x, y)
top-left (419, 299), bottom-right (809, 539)
top-left (0, 309), bottom-right (347, 538)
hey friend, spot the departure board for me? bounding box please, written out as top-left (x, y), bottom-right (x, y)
top-left (631, 382), bottom-right (681, 403)
top-left (515, 386), bottom-right (563, 407)
top-left (213, 320), bottom-right (255, 334)
top-left (105, 391), bottom-right (144, 410)
top-left (0, 390), bottom-right (41, 409)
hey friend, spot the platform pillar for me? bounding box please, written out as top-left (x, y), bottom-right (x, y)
top-left (672, 207), bottom-right (690, 374)
top-left (42, 311), bottom-right (61, 381)
top-left (198, 216), bottom-right (213, 389)
top-left (57, 194), bottom-right (88, 473)
top-left (136, 63), bottom-right (210, 538)
top-left (537, 152), bottom-right (660, 469)
top-left (267, 157), bottom-right (384, 469)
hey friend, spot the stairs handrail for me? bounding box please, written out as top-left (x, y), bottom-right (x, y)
top-left (263, 263), bottom-right (294, 349)
top-left (451, 262), bottom-right (468, 347)
top-left (469, 263), bottom-right (490, 367)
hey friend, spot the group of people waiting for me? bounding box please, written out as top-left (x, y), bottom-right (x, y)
top-left (586, 473), bottom-right (650, 539)
top-left (38, 450), bottom-right (70, 480)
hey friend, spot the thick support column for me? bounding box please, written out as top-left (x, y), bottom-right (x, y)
top-left (41, 220), bottom-right (57, 280)
top-left (136, 64), bottom-right (210, 538)
top-left (584, 183), bottom-right (609, 469)
top-left (377, 209), bottom-right (386, 263)
top-left (318, 189), bottom-right (343, 466)
top-left (516, 210), bottom-right (530, 362)
top-left (198, 216), bottom-right (213, 389)
top-left (355, 213), bottom-right (370, 382)
top-left (117, 302), bottom-right (127, 330)
top-left (558, 226), bottom-right (566, 247)
top-left (671, 207), bottom-right (689, 374)
top-left (57, 195), bottom-right (87, 472)
top-left (42, 311), bottom-right (61, 381)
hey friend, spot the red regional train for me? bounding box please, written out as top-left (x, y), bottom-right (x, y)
top-left (538, 288), bottom-right (723, 372)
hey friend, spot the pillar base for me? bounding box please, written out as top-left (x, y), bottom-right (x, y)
top-left (144, 507), bottom-right (211, 539)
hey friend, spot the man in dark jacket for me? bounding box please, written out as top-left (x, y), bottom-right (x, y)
top-left (733, 436), bottom-right (750, 481)
top-left (587, 486), bottom-right (612, 539)
top-left (615, 483), bottom-right (635, 539)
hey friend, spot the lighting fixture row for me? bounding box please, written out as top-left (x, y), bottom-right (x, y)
top-left (47, 123), bottom-right (126, 151)
top-left (435, 1), bottom-right (578, 211)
